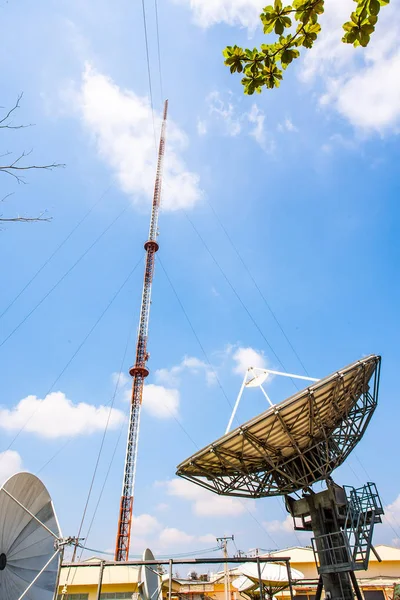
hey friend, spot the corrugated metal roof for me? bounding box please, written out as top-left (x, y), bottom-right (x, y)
top-left (268, 547), bottom-right (315, 563)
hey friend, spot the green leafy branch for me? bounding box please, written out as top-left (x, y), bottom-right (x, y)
top-left (223, 0), bottom-right (390, 94)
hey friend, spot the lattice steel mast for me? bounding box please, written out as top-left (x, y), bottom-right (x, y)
top-left (115, 100), bottom-right (168, 562)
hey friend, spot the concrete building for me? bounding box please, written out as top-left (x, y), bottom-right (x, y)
top-left (58, 557), bottom-right (139, 600)
top-left (58, 545), bottom-right (400, 600)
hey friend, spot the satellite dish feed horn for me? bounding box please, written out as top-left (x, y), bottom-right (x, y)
top-left (225, 367), bottom-right (318, 434)
top-left (0, 472), bottom-right (76, 600)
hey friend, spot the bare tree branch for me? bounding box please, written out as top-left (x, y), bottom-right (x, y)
top-left (0, 94), bottom-right (63, 225)
top-left (0, 93), bottom-right (34, 129)
top-left (0, 214), bottom-right (52, 223)
top-left (0, 151), bottom-right (64, 184)
top-left (0, 192), bottom-right (14, 203)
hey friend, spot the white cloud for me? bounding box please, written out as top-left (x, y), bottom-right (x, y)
top-left (320, 133), bottom-right (357, 154)
top-left (197, 119), bottom-right (207, 136)
top-left (159, 527), bottom-right (195, 546)
top-left (248, 104), bottom-right (265, 145)
top-left (205, 370), bottom-right (218, 386)
top-left (116, 354), bottom-right (217, 419)
top-left (262, 514), bottom-right (311, 547)
top-left (0, 392), bottom-right (125, 439)
top-left (199, 533), bottom-right (217, 544)
top-left (78, 64), bottom-right (202, 210)
top-left (299, 0), bottom-right (400, 133)
top-left (155, 355), bottom-right (216, 388)
top-left (207, 91), bottom-right (242, 137)
top-left (0, 450), bottom-right (23, 486)
top-left (232, 346), bottom-right (267, 375)
top-left (163, 478), bottom-right (254, 516)
top-left (263, 515), bottom-right (294, 533)
top-left (112, 371), bottom-right (130, 389)
top-left (205, 93), bottom-right (272, 150)
top-left (157, 526), bottom-right (217, 549)
top-left (173, 0), bottom-right (262, 30)
top-left (323, 52), bottom-right (400, 132)
top-left (130, 511), bottom-right (216, 550)
top-left (248, 104), bottom-right (274, 152)
top-left (142, 384), bottom-right (180, 419)
top-left (132, 514), bottom-right (161, 537)
top-left (111, 371), bottom-right (131, 403)
top-left (278, 118), bottom-right (298, 133)
top-left (383, 494), bottom-right (400, 529)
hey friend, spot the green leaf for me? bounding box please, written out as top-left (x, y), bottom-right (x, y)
top-left (342, 21), bottom-right (355, 31)
top-left (275, 18), bottom-right (285, 34)
top-left (224, 0), bottom-right (388, 94)
top-left (350, 11), bottom-right (359, 23)
top-left (281, 49), bottom-right (292, 65)
top-left (355, 4), bottom-right (368, 19)
top-left (346, 29), bottom-right (358, 43)
top-left (362, 23), bottom-right (375, 34)
top-left (369, 0), bottom-right (381, 14)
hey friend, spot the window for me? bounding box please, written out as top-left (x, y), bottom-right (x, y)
top-left (100, 594), bottom-right (134, 599)
top-left (363, 591), bottom-right (385, 600)
top-left (294, 595), bottom-right (308, 600)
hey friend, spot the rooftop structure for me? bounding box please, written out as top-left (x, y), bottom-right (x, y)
top-left (56, 546), bottom-right (400, 600)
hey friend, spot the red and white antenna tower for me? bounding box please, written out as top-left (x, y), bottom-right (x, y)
top-left (115, 100), bottom-right (168, 562)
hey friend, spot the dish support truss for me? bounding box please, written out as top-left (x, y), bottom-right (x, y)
top-left (178, 360), bottom-right (380, 498)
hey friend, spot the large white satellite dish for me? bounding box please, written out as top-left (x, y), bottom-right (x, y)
top-left (139, 548), bottom-right (161, 600)
top-left (0, 472), bottom-right (61, 600)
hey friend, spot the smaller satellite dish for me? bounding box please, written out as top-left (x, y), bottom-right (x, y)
top-left (245, 370), bottom-right (269, 388)
top-left (0, 472), bottom-right (61, 600)
top-left (232, 575), bottom-right (255, 592)
top-left (238, 562), bottom-right (304, 585)
top-left (140, 548), bottom-right (161, 600)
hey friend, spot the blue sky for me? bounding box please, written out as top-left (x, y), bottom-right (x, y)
top-left (1, 0), bottom-right (400, 561)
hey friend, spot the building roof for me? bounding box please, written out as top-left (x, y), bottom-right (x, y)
top-left (267, 545), bottom-right (400, 564)
top-left (267, 547), bottom-right (314, 563)
top-left (371, 545), bottom-right (400, 561)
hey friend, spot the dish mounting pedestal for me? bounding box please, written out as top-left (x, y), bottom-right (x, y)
top-left (286, 480), bottom-right (384, 600)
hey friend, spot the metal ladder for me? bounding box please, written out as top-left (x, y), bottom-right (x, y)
top-left (343, 482), bottom-right (384, 570)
